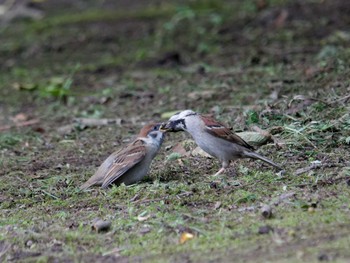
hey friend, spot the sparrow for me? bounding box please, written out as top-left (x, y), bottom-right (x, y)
top-left (80, 123), bottom-right (165, 190)
top-left (160, 110), bottom-right (282, 176)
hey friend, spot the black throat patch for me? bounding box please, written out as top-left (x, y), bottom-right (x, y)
top-left (173, 119), bottom-right (186, 131)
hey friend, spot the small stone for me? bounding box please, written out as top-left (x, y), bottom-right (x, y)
top-left (261, 204), bottom-right (273, 219)
top-left (258, 225), bottom-right (273, 234)
top-left (318, 253), bottom-right (329, 261)
top-left (210, 181), bottom-right (218, 189)
top-left (214, 201), bottom-right (222, 210)
top-left (308, 207), bottom-right (315, 213)
top-left (91, 219), bottom-right (111, 233)
top-left (25, 240), bottom-right (34, 248)
top-left (139, 227), bottom-right (151, 235)
top-left (165, 145), bottom-right (173, 151)
top-left (346, 179), bottom-right (350, 186)
top-left (288, 230), bottom-right (296, 237)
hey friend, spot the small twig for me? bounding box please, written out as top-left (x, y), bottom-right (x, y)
top-left (0, 241), bottom-right (10, 260)
top-left (288, 95), bottom-right (331, 107)
top-left (102, 247), bottom-right (122, 257)
top-left (261, 46), bottom-right (319, 56)
top-left (73, 118), bottom-right (124, 127)
top-left (295, 176), bottom-right (349, 188)
top-left (329, 93), bottom-right (350, 104)
top-left (41, 189), bottom-right (59, 200)
top-left (175, 191), bottom-right (192, 199)
top-left (237, 206), bottom-right (256, 212)
top-left (133, 197), bottom-right (163, 204)
top-left (129, 193), bottom-right (141, 202)
top-left (283, 114), bottom-right (299, 121)
top-left (0, 119), bottom-right (39, 131)
top-left (295, 162), bottom-right (322, 175)
top-left (295, 162), bottom-right (346, 176)
top-left (279, 192), bottom-right (296, 200)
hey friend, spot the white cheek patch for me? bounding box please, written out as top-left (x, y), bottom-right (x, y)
top-left (174, 119), bottom-right (186, 130)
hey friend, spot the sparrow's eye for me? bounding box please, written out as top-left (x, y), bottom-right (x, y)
top-left (149, 131), bottom-right (162, 139)
top-left (153, 124), bottom-right (160, 130)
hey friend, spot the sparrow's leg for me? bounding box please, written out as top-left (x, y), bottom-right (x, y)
top-left (213, 161), bottom-right (229, 176)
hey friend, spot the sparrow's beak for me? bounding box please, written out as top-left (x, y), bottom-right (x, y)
top-left (159, 121), bottom-right (172, 132)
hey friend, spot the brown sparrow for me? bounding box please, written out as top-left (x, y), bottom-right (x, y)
top-left (80, 123), bottom-right (165, 190)
top-left (160, 110), bottom-right (282, 176)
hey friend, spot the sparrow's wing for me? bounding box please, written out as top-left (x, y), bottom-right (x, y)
top-left (201, 115), bottom-right (254, 150)
top-left (99, 139), bottom-right (147, 188)
top-left (80, 147), bottom-right (126, 190)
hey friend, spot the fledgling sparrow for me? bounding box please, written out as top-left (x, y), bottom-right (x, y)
top-left (80, 123), bottom-right (165, 190)
top-left (160, 110), bottom-right (282, 176)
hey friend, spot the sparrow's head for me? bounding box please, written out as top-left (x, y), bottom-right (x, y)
top-left (160, 109), bottom-right (198, 132)
top-left (139, 123), bottom-right (165, 143)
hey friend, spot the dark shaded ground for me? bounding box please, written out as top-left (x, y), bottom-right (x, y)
top-left (0, 0), bottom-right (350, 262)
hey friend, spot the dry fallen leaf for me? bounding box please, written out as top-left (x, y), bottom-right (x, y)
top-left (179, 232), bottom-right (194, 244)
top-left (12, 113), bottom-right (28, 123)
top-left (191, 147), bottom-right (212, 158)
top-left (236, 131), bottom-right (271, 147)
top-left (172, 142), bottom-right (190, 156)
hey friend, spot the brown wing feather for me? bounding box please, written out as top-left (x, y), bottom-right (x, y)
top-left (80, 148), bottom-right (127, 189)
top-left (100, 139), bottom-right (147, 188)
top-left (201, 115), bottom-right (254, 150)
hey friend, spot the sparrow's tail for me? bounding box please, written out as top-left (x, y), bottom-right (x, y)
top-left (244, 151), bottom-right (283, 170)
top-left (80, 181), bottom-right (93, 190)
top-left (80, 177), bottom-right (100, 190)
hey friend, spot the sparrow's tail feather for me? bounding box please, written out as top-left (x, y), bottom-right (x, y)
top-left (80, 181), bottom-right (93, 190)
top-left (244, 151), bottom-right (283, 170)
top-left (80, 179), bottom-right (100, 190)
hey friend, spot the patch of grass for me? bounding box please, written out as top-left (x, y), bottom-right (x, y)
top-left (0, 133), bottom-right (23, 149)
top-left (28, 5), bottom-right (177, 31)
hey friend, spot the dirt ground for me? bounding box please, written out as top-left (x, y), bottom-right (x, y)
top-left (0, 0), bottom-right (350, 262)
